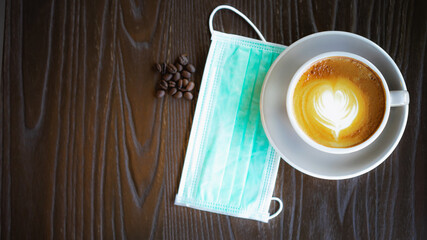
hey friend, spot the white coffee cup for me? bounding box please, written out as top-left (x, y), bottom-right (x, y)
top-left (286, 51), bottom-right (409, 154)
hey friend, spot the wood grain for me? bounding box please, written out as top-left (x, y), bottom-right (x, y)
top-left (1, 0), bottom-right (426, 239)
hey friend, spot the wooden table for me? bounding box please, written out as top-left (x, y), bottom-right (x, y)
top-left (1, 0), bottom-right (426, 239)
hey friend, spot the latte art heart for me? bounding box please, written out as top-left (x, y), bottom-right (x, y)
top-left (313, 89), bottom-right (358, 138)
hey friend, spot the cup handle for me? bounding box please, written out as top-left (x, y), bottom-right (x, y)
top-left (390, 90), bottom-right (410, 107)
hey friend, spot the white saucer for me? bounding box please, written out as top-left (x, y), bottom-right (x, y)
top-left (260, 31), bottom-right (409, 180)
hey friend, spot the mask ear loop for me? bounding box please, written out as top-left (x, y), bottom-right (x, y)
top-left (209, 5), bottom-right (267, 42)
top-left (268, 197), bottom-right (283, 220)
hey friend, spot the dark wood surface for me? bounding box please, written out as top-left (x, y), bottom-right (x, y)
top-left (1, 0), bottom-right (426, 239)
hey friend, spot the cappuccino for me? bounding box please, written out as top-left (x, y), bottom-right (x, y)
top-left (292, 56), bottom-right (386, 148)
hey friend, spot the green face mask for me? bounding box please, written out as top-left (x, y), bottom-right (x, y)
top-left (175, 5), bottom-right (286, 222)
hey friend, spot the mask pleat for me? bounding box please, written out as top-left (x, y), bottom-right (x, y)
top-left (195, 43), bottom-right (251, 203)
top-left (234, 52), bottom-right (278, 208)
top-left (217, 47), bottom-right (264, 206)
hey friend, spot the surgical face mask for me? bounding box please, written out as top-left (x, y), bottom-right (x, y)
top-left (175, 5), bottom-right (286, 222)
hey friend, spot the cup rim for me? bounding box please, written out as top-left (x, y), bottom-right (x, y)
top-left (286, 51), bottom-right (391, 154)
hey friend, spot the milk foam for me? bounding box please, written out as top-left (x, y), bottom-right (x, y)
top-left (292, 56), bottom-right (386, 148)
top-left (313, 88), bottom-right (358, 139)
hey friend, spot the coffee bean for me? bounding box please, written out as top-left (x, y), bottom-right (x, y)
top-left (153, 54), bottom-right (196, 100)
top-left (185, 81), bottom-right (195, 91)
top-left (178, 54), bottom-right (189, 66)
top-left (161, 63), bottom-right (167, 74)
top-left (186, 64), bottom-right (196, 73)
top-left (154, 63), bottom-right (162, 72)
top-left (168, 88), bottom-right (177, 96)
top-left (175, 63), bottom-right (183, 72)
top-left (177, 79), bottom-right (183, 89)
top-left (182, 79), bottom-right (189, 87)
top-left (162, 73), bottom-right (173, 81)
top-left (173, 91), bottom-right (183, 99)
top-left (173, 72), bottom-right (181, 81)
top-left (182, 70), bottom-right (191, 79)
top-left (167, 63), bottom-right (177, 74)
top-left (184, 92), bottom-right (193, 100)
top-left (156, 90), bottom-right (165, 98)
top-left (168, 81), bottom-right (176, 88)
top-left (160, 80), bottom-right (168, 90)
